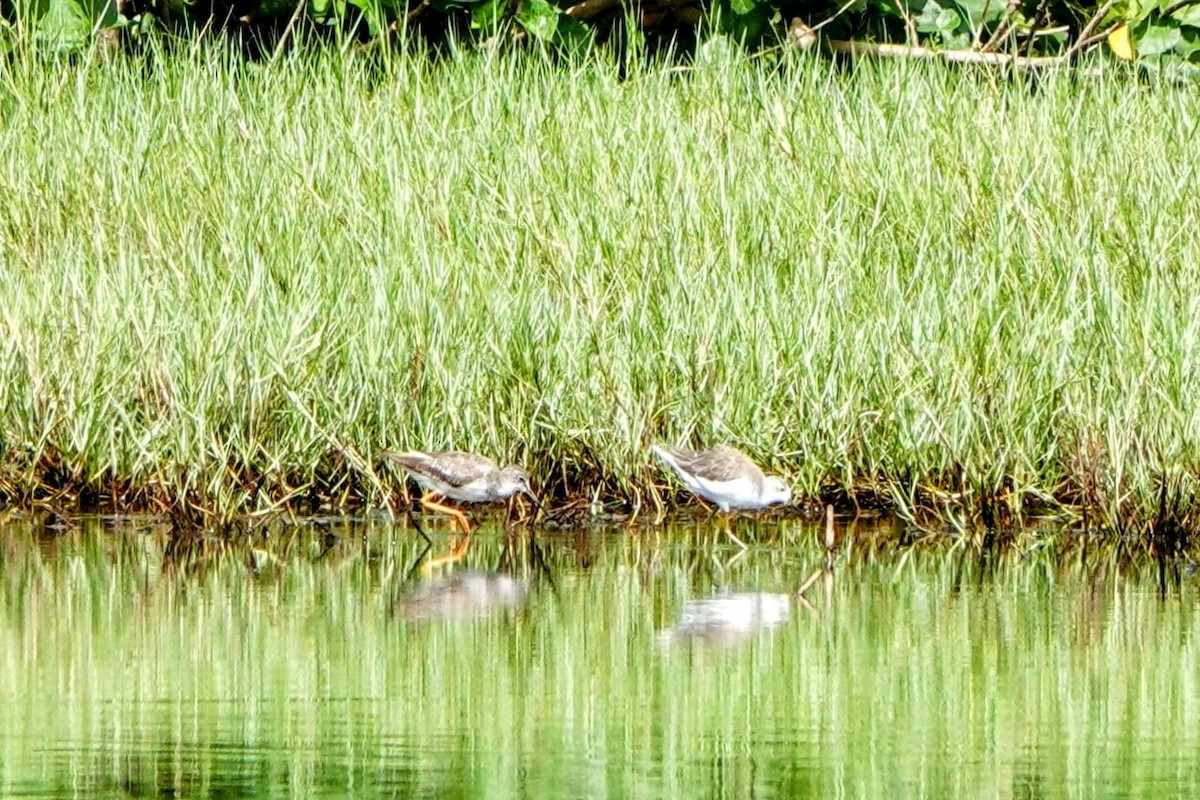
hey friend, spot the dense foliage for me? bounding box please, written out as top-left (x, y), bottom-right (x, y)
top-left (3, 0), bottom-right (1200, 72)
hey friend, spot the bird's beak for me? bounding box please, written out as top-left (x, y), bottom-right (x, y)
top-left (523, 488), bottom-right (543, 518)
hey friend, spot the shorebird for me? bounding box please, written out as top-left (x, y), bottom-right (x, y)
top-left (651, 444), bottom-right (792, 511)
top-left (651, 444), bottom-right (791, 546)
top-left (382, 450), bottom-right (538, 533)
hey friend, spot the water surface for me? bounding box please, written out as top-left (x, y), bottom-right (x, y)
top-left (1, 515), bottom-right (1197, 798)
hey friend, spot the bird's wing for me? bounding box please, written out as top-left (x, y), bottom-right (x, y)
top-left (390, 451), bottom-right (497, 487)
top-left (667, 446), bottom-right (764, 483)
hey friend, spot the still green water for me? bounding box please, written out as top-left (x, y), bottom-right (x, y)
top-left (0, 515), bottom-right (1197, 799)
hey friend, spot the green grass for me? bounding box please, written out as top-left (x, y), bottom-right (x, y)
top-left (1, 43), bottom-right (1199, 527)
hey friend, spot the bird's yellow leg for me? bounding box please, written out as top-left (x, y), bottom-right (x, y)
top-left (420, 533), bottom-right (474, 574)
top-left (420, 493), bottom-right (472, 533)
top-left (449, 532), bottom-right (472, 559)
top-left (723, 515), bottom-right (748, 551)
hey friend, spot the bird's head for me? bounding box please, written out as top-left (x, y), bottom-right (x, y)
top-left (763, 476), bottom-right (793, 506)
top-left (497, 466), bottom-right (538, 502)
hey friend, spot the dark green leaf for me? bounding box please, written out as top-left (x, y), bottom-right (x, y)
top-left (516, 0), bottom-right (557, 41)
top-left (867, 0), bottom-right (905, 17)
top-left (935, 6), bottom-right (960, 32)
top-left (1172, 1), bottom-right (1200, 27)
top-left (915, 0), bottom-right (958, 34)
top-left (35, 0), bottom-right (96, 50)
top-left (719, 0), bottom-right (771, 42)
top-left (470, 0), bottom-right (506, 29)
top-left (553, 14), bottom-right (593, 54)
top-left (1137, 20), bottom-right (1182, 55)
top-left (343, 0), bottom-right (399, 36)
top-left (949, 0), bottom-right (1005, 28)
top-left (1173, 26), bottom-right (1200, 59)
top-left (310, 0), bottom-right (347, 21)
top-left (1127, 0), bottom-right (1160, 23)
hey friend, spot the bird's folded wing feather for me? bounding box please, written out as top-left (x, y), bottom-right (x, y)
top-left (668, 446), bottom-right (761, 482)
top-left (404, 452), bottom-right (497, 486)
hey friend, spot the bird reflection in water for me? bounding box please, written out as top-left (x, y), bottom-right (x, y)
top-left (658, 592), bottom-right (792, 648)
top-left (393, 571), bottom-right (528, 622)
top-left (658, 506), bottom-right (841, 647)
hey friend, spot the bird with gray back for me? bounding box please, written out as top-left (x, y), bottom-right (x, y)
top-left (382, 450), bottom-right (538, 532)
top-left (651, 444), bottom-right (791, 512)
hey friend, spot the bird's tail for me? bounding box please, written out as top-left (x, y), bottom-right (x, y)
top-left (380, 450), bottom-right (429, 470)
top-left (650, 444), bottom-right (682, 472)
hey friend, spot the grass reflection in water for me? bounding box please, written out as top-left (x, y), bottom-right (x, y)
top-left (0, 514), bottom-right (1197, 799)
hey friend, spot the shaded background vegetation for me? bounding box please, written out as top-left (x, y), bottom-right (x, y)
top-left (4, 0), bottom-right (1200, 73)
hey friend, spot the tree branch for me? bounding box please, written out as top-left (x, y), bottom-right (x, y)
top-left (828, 39), bottom-right (1065, 68)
